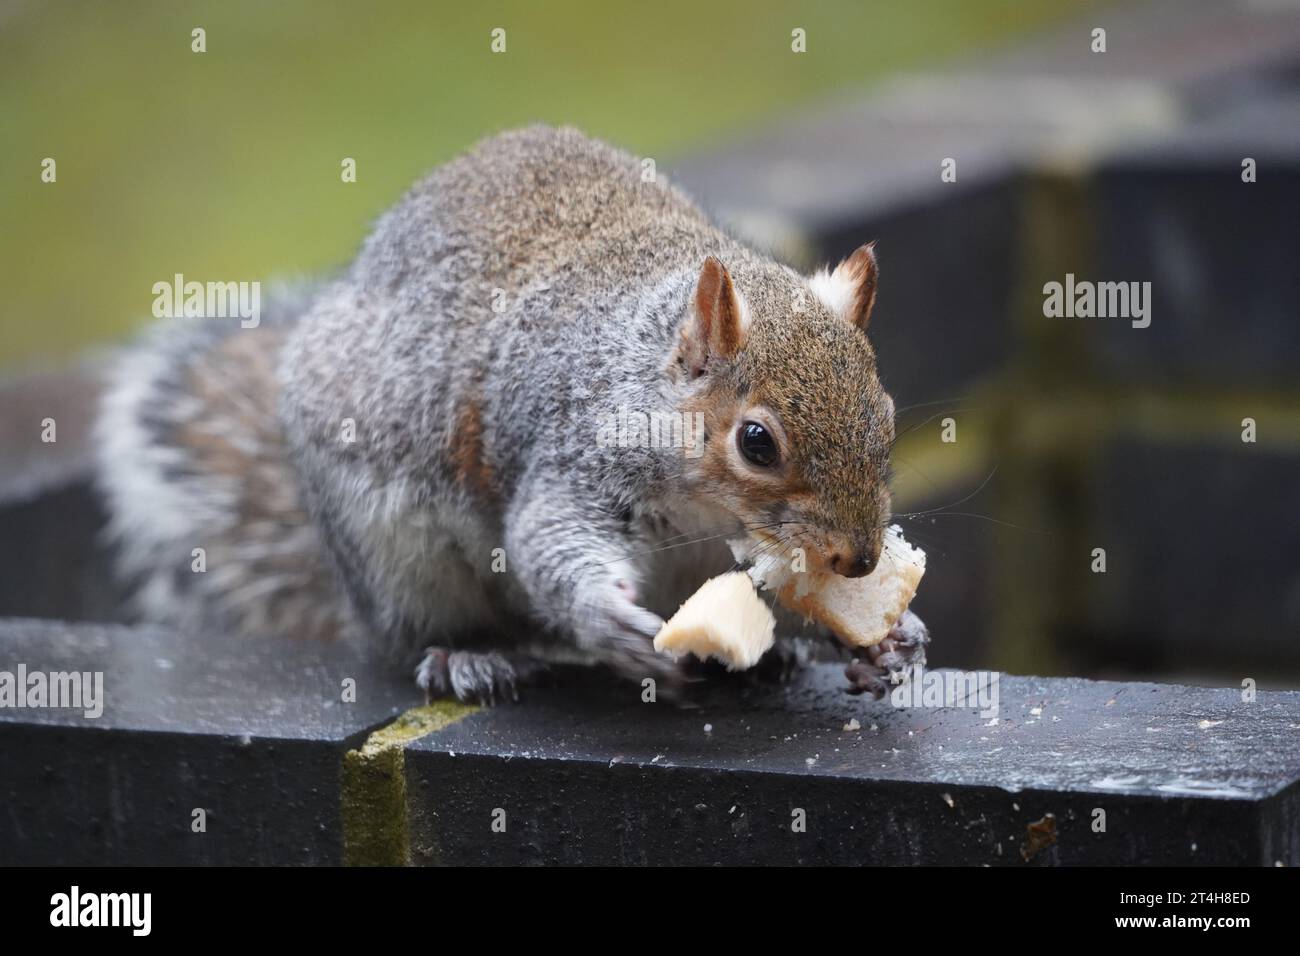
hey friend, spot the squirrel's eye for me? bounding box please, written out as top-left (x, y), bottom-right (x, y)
top-left (738, 421), bottom-right (779, 467)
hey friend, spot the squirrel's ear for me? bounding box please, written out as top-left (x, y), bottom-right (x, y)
top-left (678, 255), bottom-right (747, 377)
top-left (811, 241), bottom-right (879, 331)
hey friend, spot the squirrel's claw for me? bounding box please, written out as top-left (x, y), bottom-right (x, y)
top-left (415, 647), bottom-right (520, 705)
top-left (415, 647), bottom-right (452, 703)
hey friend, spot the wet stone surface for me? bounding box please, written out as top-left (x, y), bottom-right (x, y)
top-left (0, 619), bottom-right (413, 864)
top-left (403, 664), bottom-right (1300, 865)
top-left (1, 621), bottom-right (1297, 864)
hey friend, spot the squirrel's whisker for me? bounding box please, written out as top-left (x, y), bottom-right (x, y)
top-left (895, 466), bottom-right (999, 519)
top-left (889, 404), bottom-right (972, 449)
top-left (574, 520), bottom-right (790, 572)
top-left (898, 511), bottom-right (1050, 535)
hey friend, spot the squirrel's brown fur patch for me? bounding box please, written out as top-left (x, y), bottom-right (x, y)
top-left (448, 395), bottom-right (496, 499)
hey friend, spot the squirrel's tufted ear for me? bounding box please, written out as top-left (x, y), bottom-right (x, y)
top-left (810, 241), bottom-right (879, 331)
top-left (678, 255), bottom-right (748, 378)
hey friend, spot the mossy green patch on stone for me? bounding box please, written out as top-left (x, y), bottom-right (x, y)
top-left (341, 702), bottom-right (476, 866)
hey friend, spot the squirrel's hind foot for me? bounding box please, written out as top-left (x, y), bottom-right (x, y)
top-left (416, 648), bottom-right (528, 706)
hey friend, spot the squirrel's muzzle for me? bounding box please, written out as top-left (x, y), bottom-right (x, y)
top-left (825, 536), bottom-right (881, 578)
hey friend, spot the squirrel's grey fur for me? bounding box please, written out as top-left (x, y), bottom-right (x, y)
top-left (96, 126), bottom-right (915, 702)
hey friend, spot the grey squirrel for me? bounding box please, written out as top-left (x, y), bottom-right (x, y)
top-left (96, 125), bottom-right (927, 703)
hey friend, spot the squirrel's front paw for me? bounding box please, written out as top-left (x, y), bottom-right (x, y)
top-left (415, 648), bottom-right (519, 705)
top-left (573, 577), bottom-right (683, 693)
top-left (844, 609), bottom-right (929, 698)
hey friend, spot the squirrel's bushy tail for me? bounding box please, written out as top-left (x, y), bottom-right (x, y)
top-left (94, 283), bottom-right (352, 641)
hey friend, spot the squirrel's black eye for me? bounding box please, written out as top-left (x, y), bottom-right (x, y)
top-left (738, 421), bottom-right (779, 467)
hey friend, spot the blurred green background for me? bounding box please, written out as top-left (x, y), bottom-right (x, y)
top-left (0, 0), bottom-right (1097, 369)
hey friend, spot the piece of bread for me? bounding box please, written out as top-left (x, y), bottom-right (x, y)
top-left (731, 525), bottom-right (925, 649)
top-left (653, 571), bottom-right (776, 670)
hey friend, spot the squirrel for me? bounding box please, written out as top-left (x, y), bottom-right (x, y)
top-left (95, 125), bottom-right (927, 704)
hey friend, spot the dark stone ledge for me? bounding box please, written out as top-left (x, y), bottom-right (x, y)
top-left (403, 665), bottom-right (1300, 866)
top-left (0, 619), bottom-right (414, 865)
top-left (2, 619), bottom-right (1297, 865)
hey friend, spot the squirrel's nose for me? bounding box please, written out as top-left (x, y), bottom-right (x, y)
top-left (829, 544), bottom-right (879, 578)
